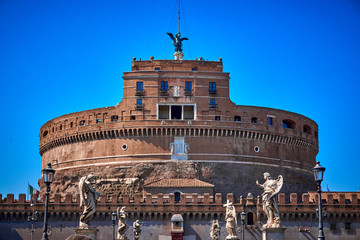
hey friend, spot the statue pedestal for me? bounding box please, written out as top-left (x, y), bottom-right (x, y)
top-left (174, 52), bottom-right (184, 60)
top-left (74, 227), bottom-right (99, 240)
top-left (261, 227), bottom-right (286, 240)
top-left (225, 236), bottom-right (240, 240)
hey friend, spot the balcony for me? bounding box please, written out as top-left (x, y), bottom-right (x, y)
top-left (135, 104), bottom-right (144, 110)
top-left (135, 90), bottom-right (145, 96)
top-left (184, 90), bottom-right (193, 96)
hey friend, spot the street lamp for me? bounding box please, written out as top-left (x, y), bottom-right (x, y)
top-left (312, 161), bottom-right (325, 240)
top-left (112, 210), bottom-right (117, 240)
top-left (240, 211), bottom-right (246, 240)
top-left (27, 203), bottom-right (39, 240)
top-left (41, 163), bottom-right (55, 240)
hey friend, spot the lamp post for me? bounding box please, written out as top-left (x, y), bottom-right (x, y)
top-left (112, 211), bottom-right (117, 240)
top-left (240, 211), bottom-right (246, 240)
top-left (27, 203), bottom-right (39, 240)
top-left (41, 163), bottom-right (55, 240)
top-left (312, 161), bottom-right (325, 240)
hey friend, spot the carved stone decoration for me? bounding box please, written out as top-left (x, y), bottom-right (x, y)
top-left (170, 137), bottom-right (188, 160)
top-left (117, 206), bottom-right (129, 240)
top-left (133, 220), bottom-right (141, 240)
top-left (79, 175), bottom-right (100, 229)
top-left (210, 219), bottom-right (220, 240)
top-left (223, 200), bottom-right (239, 239)
top-left (256, 172), bottom-right (284, 229)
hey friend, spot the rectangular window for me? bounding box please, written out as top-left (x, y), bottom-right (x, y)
top-left (209, 82), bottom-right (216, 93)
top-left (210, 99), bottom-right (216, 105)
top-left (136, 82), bottom-right (143, 91)
top-left (345, 222), bottom-right (351, 230)
top-left (268, 117), bottom-right (273, 126)
top-left (185, 82), bottom-right (192, 91)
top-left (155, 67), bottom-right (160, 71)
top-left (161, 81), bottom-right (168, 91)
top-left (137, 99), bottom-right (142, 105)
top-left (215, 116), bottom-right (221, 121)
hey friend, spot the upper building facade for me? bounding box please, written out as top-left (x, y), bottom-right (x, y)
top-left (39, 57), bottom-right (319, 198)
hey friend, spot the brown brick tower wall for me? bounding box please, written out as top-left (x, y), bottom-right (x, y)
top-left (39, 58), bottom-right (318, 198)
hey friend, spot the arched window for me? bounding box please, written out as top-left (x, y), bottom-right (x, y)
top-left (303, 125), bottom-right (312, 134)
top-left (282, 119), bottom-right (295, 129)
top-left (251, 117), bottom-right (258, 123)
top-left (234, 116), bottom-right (241, 122)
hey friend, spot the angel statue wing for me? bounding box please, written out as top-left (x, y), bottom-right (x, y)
top-left (167, 32), bottom-right (175, 42)
top-left (79, 176), bottom-right (86, 207)
top-left (270, 175), bottom-right (283, 199)
top-left (181, 37), bottom-right (189, 41)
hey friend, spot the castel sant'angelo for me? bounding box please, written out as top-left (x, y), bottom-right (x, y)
top-left (39, 48), bottom-right (318, 200)
top-left (1, 15), bottom-right (359, 239)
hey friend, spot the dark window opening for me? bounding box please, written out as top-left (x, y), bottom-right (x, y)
top-left (234, 116), bottom-right (241, 122)
top-left (282, 119), bottom-right (295, 129)
top-left (247, 212), bottom-right (254, 225)
top-left (60, 125), bottom-right (63, 130)
top-left (111, 115), bottom-right (118, 122)
top-left (330, 223), bottom-right (337, 231)
top-left (155, 67), bottom-right (160, 71)
top-left (130, 116), bottom-right (135, 120)
top-left (137, 99), bottom-right (142, 105)
top-left (70, 122), bottom-right (73, 128)
top-left (251, 117), bottom-right (258, 124)
top-left (136, 82), bottom-right (143, 91)
top-left (159, 105), bottom-right (170, 119)
top-left (345, 222), bottom-right (351, 230)
top-left (79, 120), bottom-right (85, 126)
top-left (215, 116), bottom-right (221, 121)
top-left (314, 131), bottom-right (318, 139)
top-left (303, 125), bottom-right (312, 134)
top-left (191, 68), bottom-right (197, 71)
top-left (161, 81), bottom-right (168, 91)
top-left (96, 119), bottom-right (101, 124)
top-left (209, 82), bottom-right (216, 94)
top-left (171, 105), bottom-right (182, 120)
top-left (268, 117), bottom-right (273, 126)
top-left (43, 131), bottom-right (48, 137)
top-left (174, 192), bottom-right (181, 203)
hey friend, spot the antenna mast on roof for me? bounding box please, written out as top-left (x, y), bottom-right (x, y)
top-left (166, 0), bottom-right (189, 60)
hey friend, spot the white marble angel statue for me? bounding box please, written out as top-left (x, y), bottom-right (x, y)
top-left (79, 174), bottom-right (100, 228)
top-left (223, 200), bottom-right (239, 239)
top-left (256, 172), bottom-right (283, 228)
top-left (117, 206), bottom-right (128, 240)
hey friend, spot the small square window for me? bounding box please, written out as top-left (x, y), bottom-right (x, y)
top-left (161, 81), bottom-right (168, 91)
top-left (130, 116), bottom-right (136, 120)
top-left (79, 120), bottom-right (85, 126)
top-left (137, 99), bottom-right (142, 105)
top-left (251, 117), bottom-right (258, 124)
top-left (136, 82), bottom-right (143, 91)
top-left (234, 116), bottom-right (241, 122)
top-left (268, 117), bottom-right (273, 126)
top-left (215, 116), bottom-right (221, 121)
top-left (111, 115), bottom-right (118, 122)
top-left (210, 99), bottom-right (216, 105)
top-left (96, 119), bottom-right (101, 124)
top-left (209, 82), bottom-right (216, 93)
top-left (185, 81), bottom-right (192, 91)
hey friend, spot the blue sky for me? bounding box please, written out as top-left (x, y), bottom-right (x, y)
top-left (1, 0), bottom-right (360, 197)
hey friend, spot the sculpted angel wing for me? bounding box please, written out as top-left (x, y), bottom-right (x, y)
top-left (270, 175), bottom-right (283, 199)
top-left (181, 37), bottom-right (189, 41)
top-left (167, 32), bottom-right (175, 41)
top-left (79, 176), bottom-right (86, 207)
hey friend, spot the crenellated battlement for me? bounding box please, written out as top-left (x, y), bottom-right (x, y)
top-left (1, 192), bottom-right (359, 223)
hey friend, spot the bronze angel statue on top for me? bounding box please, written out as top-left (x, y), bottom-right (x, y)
top-left (167, 32), bottom-right (188, 52)
top-left (256, 172), bottom-right (283, 229)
